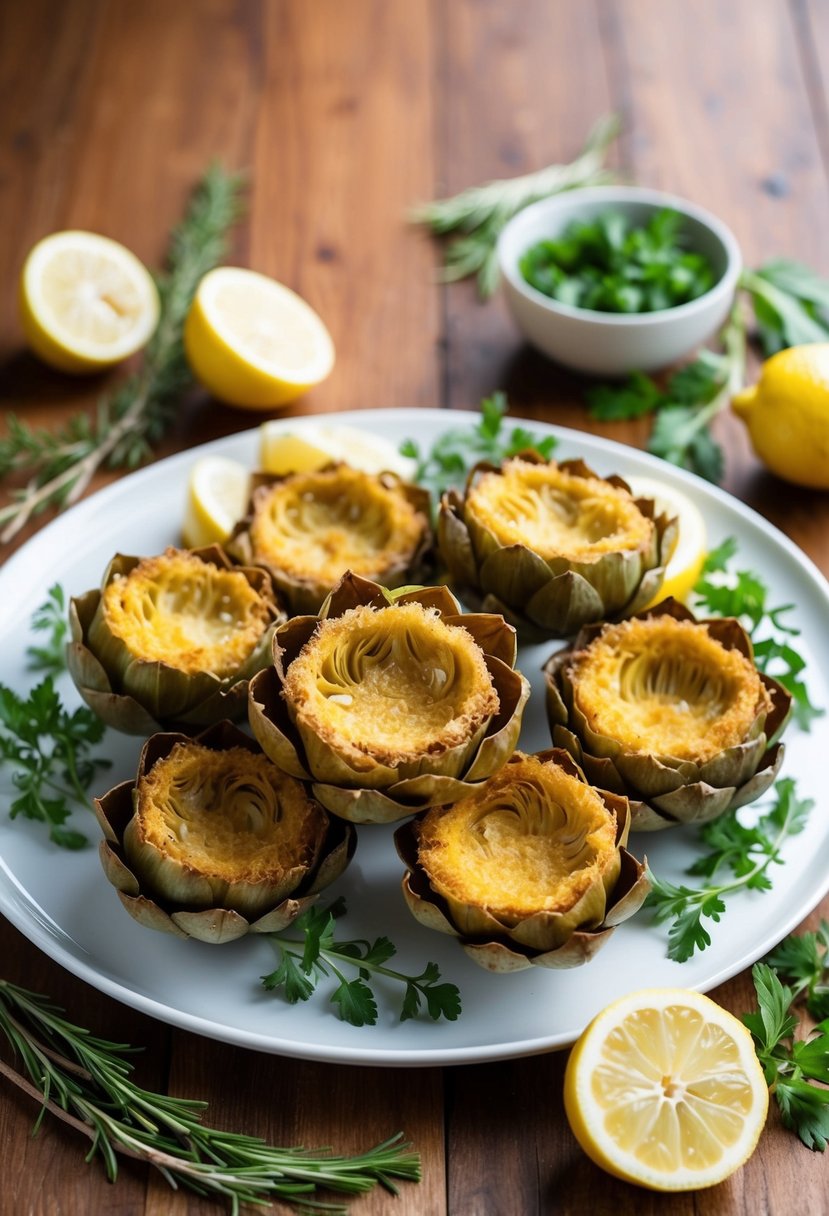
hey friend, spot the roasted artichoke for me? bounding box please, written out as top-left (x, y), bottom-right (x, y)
top-left (248, 573), bottom-right (530, 823)
top-left (94, 720), bottom-right (355, 944)
top-left (437, 454), bottom-right (677, 639)
top-left (394, 749), bottom-right (649, 972)
top-left (226, 464), bottom-right (432, 615)
top-left (68, 545), bottom-right (284, 735)
top-left (543, 599), bottom-right (792, 830)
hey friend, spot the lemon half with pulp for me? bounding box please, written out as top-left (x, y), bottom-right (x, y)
top-left (184, 267), bottom-right (335, 410)
top-left (20, 231), bottom-right (160, 373)
top-left (564, 987), bottom-right (768, 1191)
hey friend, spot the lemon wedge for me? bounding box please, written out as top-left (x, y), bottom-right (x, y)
top-left (184, 268), bottom-right (335, 410)
top-left (259, 420), bottom-right (417, 479)
top-left (182, 455), bottom-right (250, 548)
top-left (19, 231), bottom-right (160, 374)
top-left (626, 474), bottom-right (707, 604)
top-left (564, 988), bottom-right (768, 1191)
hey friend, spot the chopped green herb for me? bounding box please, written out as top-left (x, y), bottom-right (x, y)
top-left (400, 391), bottom-right (557, 505)
top-left (261, 897), bottom-right (462, 1027)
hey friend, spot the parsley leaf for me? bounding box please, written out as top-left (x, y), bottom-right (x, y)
top-left (401, 391), bottom-right (557, 505)
top-left (765, 922), bottom-right (829, 1022)
top-left (261, 900), bottom-right (462, 1027)
top-left (26, 584), bottom-right (69, 674)
top-left (646, 779), bottom-right (813, 962)
top-left (741, 263), bottom-right (829, 356)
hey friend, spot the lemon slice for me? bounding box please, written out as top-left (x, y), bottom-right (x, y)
top-left (19, 231), bottom-right (160, 374)
top-left (259, 420), bottom-right (417, 479)
top-left (626, 474), bottom-right (707, 604)
top-left (182, 455), bottom-right (250, 548)
top-left (564, 988), bottom-right (768, 1191)
top-left (184, 267), bottom-right (335, 410)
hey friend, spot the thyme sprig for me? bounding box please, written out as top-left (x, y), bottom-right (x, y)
top-left (0, 164), bottom-right (243, 543)
top-left (410, 114), bottom-right (619, 298)
top-left (0, 980), bottom-right (420, 1213)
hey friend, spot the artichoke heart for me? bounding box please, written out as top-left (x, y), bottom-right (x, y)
top-left (227, 465), bottom-right (431, 614)
top-left (248, 573), bottom-right (530, 823)
top-left (68, 546), bottom-right (284, 735)
top-left (544, 600), bottom-right (793, 831)
top-left (95, 721), bottom-right (355, 944)
top-left (438, 454), bottom-right (677, 639)
top-left (394, 749), bottom-right (650, 971)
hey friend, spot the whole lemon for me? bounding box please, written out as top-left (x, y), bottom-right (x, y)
top-left (732, 343), bottom-right (829, 489)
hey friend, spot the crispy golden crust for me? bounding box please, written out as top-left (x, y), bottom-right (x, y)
top-left (247, 466), bottom-right (427, 585)
top-left (131, 742), bottom-right (327, 884)
top-left (568, 615), bottom-right (773, 762)
top-left (415, 753), bottom-right (618, 923)
top-left (465, 458), bottom-right (654, 562)
top-left (282, 602), bottom-right (499, 769)
top-left (100, 549), bottom-right (272, 677)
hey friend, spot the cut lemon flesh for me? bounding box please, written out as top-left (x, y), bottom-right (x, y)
top-left (260, 420), bottom-right (417, 480)
top-left (564, 988), bottom-right (768, 1191)
top-left (184, 267), bottom-right (335, 410)
top-left (20, 231), bottom-right (160, 373)
top-left (626, 475), bottom-right (707, 604)
top-left (182, 455), bottom-right (250, 548)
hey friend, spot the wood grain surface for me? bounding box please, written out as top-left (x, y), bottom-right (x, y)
top-left (1, 2), bottom-right (828, 1214)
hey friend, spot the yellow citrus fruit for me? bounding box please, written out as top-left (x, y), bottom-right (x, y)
top-left (564, 987), bottom-right (769, 1191)
top-left (625, 474), bottom-right (707, 604)
top-left (181, 455), bottom-right (250, 548)
top-left (184, 267), bottom-right (335, 410)
top-left (259, 420), bottom-right (417, 479)
top-left (732, 343), bottom-right (829, 489)
top-left (19, 231), bottom-right (160, 373)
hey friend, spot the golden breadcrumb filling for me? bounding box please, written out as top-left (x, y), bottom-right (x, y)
top-left (569, 616), bottom-right (772, 762)
top-left (101, 550), bottom-right (271, 676)
top-left (417, 754), bottom-right (618, 922)
top-left (247, 467), bottom-right (426, 584)
top-left (466, 459), bottom-right (654, 562)
top-left (133, 743), bottom-right (326, 884)
top-left (283, 603), bottom-right (499, 767)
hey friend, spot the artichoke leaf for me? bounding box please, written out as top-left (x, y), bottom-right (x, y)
top-left (478, 544), bottom-right (554, 607)
top-left (170, 907), bottom-right (252, 944)
top-left (525, 571), bottom-right (606, 635)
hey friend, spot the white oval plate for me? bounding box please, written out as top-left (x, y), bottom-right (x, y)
top-left (1, 409), bottom-right (827, 1067)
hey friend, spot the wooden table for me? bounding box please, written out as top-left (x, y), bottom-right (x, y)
top-left (2, 2), bottom-right (828, 1212)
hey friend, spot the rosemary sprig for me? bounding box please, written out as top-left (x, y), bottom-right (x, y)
top-left (0, 164), bottom-right (243, 543)
top-left (645, 778), bottom-right (813, 962)
top-left (0, 980), bottom-right (421, 1213)
top-left (410, 114), bottom-right (620, 298)
top-left (262, 898), bottom-right (462, 1027)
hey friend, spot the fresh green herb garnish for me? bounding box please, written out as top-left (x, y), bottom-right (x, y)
top-left (0, 675), bottom-right (109, 849)
top-left (400, 390), bottom-right (557, 504)
top-left (409, 114), bottom-right (619, 299)
top-left (25, 583), bottom-right (69, 673)
top-left (261, 897), bottom-right (462, 1027)
top-left (0, 980), bottom-right (421, 1212)
top-left (0, 164), bottom-right (243, 544)
top-left (520, 207), bottom-right (716, 314)
top-left (745, 959), bottom-right (829, 1150)
top-left (765, 921), bottom-right (829, 1022)
top-left (646, 778), bottom-right (813, 962)
top-left (694, 538), bottom-right (824, 730)
top-left (586, 258), bottom-right (829, 482)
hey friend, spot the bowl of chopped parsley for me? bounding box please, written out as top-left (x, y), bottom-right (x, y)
top-left (497, 186), bottom-right (741, 375)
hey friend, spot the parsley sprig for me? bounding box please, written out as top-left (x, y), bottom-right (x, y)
top-left (746, 958), bottom-right (829, 1150)
top-left (400, 391), bottom-right (557, 505)
top-left (25, 583), bottom-right (68, 674)
top-left (586, 258), bottom-right (829, 482)
top-left (646, 779), bottom-right (813, 962)
top-left (0, 979), bottom-right (421, 1212)
top-left (694, 538), bottom-right (824, 730)
top-left (765, 921), bottom-right (829, 1022)
top-left (261, 898), bottom-right (462, 1027)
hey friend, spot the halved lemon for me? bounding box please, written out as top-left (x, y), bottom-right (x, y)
top-left (182, 455), bottom-right (250, 548)
top-left (184, 267), bottom-right (335, 410)
top-left (564, 988), bottom-right (768, 1191)
top-left (259, 420), bottom-right (417, 479)
top-left (626, 474), bottom-right (707, 604)
top-left (19, 231), bottom-right (160, 374)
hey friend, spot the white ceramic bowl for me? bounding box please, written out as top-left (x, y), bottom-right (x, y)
top-left (497, 186), bottom-right (742, 376)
